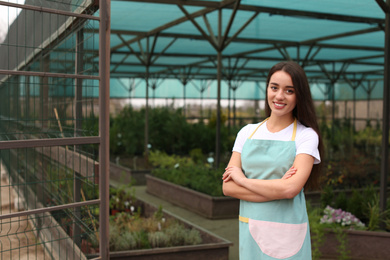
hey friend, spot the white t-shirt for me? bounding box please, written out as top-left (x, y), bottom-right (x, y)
top-left (232, 120), bottom-right (321, 164)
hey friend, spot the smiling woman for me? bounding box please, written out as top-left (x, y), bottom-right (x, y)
top-left (222, 61), bottom-right (324, 259)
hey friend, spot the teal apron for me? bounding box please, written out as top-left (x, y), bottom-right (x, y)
top-left (239, 119), bottom-right (311, 259)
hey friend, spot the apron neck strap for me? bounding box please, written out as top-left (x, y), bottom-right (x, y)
top-left (291, 119), bottom-right (297, 141)
top-left (248, 118), bottom-right (297, 141)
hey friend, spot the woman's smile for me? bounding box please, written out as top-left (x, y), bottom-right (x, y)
top-left (273, 102), bottom-right (286, 109)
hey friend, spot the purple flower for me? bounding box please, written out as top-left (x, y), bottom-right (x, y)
top-left (320, 205), bottom-right (365, 229)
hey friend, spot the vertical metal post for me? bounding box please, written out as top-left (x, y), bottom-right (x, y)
top-left (99, 0), bottom-right (110, 258)
top-left (12, 76), bottom-right (19, 119)
top-left (75, 29), bottom-right (84, 137)
top-left (42, 56), bottom-right (50, 128)
top-left (216, 50), bottom-right (221, 168)
top-left (73, 28), bottom-right (84, 247)
top-left (353, 88), bottom-right (356, 129)
top-left (215, 8), bottom-right (222, 168)
top-left (233, 87), bottom-right (236, 127)
top-left (380, 0), bottom-right (390, 225)
top-left (227, 80), bottom-right (231, 130)
top-left (144, 65), bottom-right (149, 167)
top-left (26, 76), bottom-right (30, 118)
top-left (183, 82), bottom-right (187, 118)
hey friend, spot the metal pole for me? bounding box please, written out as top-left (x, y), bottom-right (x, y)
top-left (227, 80), bottom-right (231, 130)
top-left (144, 65), bottom-right (150, 167)
top-left (380, 0), bottom-right (389, 226)
top-left (73, 28), bottom-right (84, 247)
top-left (216, 50), bottom-right (221, 168)
top-left (99, 0), bottom-right (110, 258)
top-left (42, 56), bottom-right (49, 129)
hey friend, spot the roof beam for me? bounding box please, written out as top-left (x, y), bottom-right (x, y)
top-left (120, 0), bottom-right (384, 24)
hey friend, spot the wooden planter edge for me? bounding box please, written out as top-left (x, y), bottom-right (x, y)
top-left (145, 174), bottom-right (239, 219)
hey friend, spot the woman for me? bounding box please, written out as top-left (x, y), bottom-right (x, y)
top-left (222, 61), bottom-right (323, 259)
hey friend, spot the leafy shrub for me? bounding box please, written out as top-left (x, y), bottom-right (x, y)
top-left (109, 106), bottom-right (237, 162)
top-left (150, 150), bottom-right (224, 196)
top-left (319, 185), bottom-right (389, 230)
top-left (106, 211), bottom-right (202, 251)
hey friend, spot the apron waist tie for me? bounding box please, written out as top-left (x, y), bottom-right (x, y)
top-left (239, 215), bottom-right (249, 223)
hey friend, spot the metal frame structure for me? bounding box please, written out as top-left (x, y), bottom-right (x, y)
top-left (0, 2), bottom-right (388, 258)
top-left (0, 0), bottom-right (111, 259)
top-left (102, 0), bottom-right (389, 215)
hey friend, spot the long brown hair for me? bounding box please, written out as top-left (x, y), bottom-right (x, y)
top-left (265, 61), bottom-right (323, 190)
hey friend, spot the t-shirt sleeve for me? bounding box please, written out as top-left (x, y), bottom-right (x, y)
top-left (296, 128), bottom-right (321, 164)
top-left (232, 124), bottom-right (252, 153)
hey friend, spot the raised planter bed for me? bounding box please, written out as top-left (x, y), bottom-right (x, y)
top-left (319, 229), bottom-right (390, 259)
top-left (88, 198), bottom-right (232, 260)
top-left (110, 162), bottom-right (149, 185)
top-left (146, 174), bottom-right (239, 219)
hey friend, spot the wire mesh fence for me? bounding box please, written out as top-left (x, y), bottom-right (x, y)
top-left (0, 0), bottom-right (108, 259)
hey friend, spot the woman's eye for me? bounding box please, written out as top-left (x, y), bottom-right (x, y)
top-left (286, 89), bottom-right (294, 94)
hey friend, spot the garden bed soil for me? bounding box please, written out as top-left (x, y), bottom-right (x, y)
top-left (319, 229), bottom-right (390, 259)
top-left (88, 198), bottom-right (232, 260)
top-left (145, 174), bottom-right (239, 219)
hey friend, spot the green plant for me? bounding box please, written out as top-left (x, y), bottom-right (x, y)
top-left (109, 106), bottom-right (237, 164)
top-left (105, 207), bottom-right (203, 252)
top-left (307, 202), bottom-right (325, 260)
top-left (346, 189), bottom-right (364, 221)
top-left (334, 191), bottom-right (347, 211)
top-left (334, 227), bottom-right (350, 260)
top-left (320, 185), bottom-right (334, 209)
top-left (109, 181), bottom-right (136, 212)
top-left (366, 194), bottom-right (381, 231)
top-left (364, 193), bottom-right (390, 231)
top-left (150, 150), bottom-right (224, 196)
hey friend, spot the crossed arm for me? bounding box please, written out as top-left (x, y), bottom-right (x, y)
top-left (222, 151), bottom-right (314, 202)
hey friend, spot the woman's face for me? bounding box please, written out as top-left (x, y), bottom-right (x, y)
top-left (267, 70), bottom-right (297, 119)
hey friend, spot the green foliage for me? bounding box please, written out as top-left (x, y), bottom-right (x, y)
top-left (354, 125), bottom-right (382, 148)
top-left (307, 202), bottom-right (325, 260)
top-left (346, 189), bottom-right (364, 221)
top-left (189, 148), bottom-right (205, 164)
top-left (107, 211), bottom-right (203, 251)
top-left (109, 179), bottom-right (136, 211)
top-left (110, 106), bottom-right (144, 156)
top-left (109, 106), bottom-right (236, 160)
top-left (334, 227), bottom-right (350, 260)
top-left (320, 119), bottom-right (354, 157)
top-left (320, 185), bottom-right (334, 209)
top-left (150, 150), bottom-right (224, 196)
top-left (334, 192), bottom-right (347, 211)
top-left (319, 185), bottom-right (390, 231)
top-left (364, 193), bottom-right (390, 231)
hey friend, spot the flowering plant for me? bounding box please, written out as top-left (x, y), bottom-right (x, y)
top-left (320, 205), bottom-right (365, 230)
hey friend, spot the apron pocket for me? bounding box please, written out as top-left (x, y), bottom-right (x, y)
top-left (248, 219), bottom-right (307, 259)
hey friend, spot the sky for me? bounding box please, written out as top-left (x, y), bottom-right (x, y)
top-left (0, 0), bottom-right (25, 42)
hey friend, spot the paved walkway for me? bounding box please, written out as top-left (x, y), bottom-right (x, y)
top-left (0, 166), bottom-right (49, 260)
top-left (131, 184), bottom-right (239, 260)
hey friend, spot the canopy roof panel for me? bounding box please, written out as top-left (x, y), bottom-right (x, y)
top-left (0, 0), bottom-right (388, 100)
top-left (105, 0), bottom-right (387, 84)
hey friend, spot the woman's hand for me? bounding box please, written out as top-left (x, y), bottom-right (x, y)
top-left (282, 166), bottom-right (296, 180)
top-left (222, 165), bottom-right (246, 185)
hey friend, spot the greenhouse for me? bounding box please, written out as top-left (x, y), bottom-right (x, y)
top-left (0, 0), bottom-right (389, 259)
